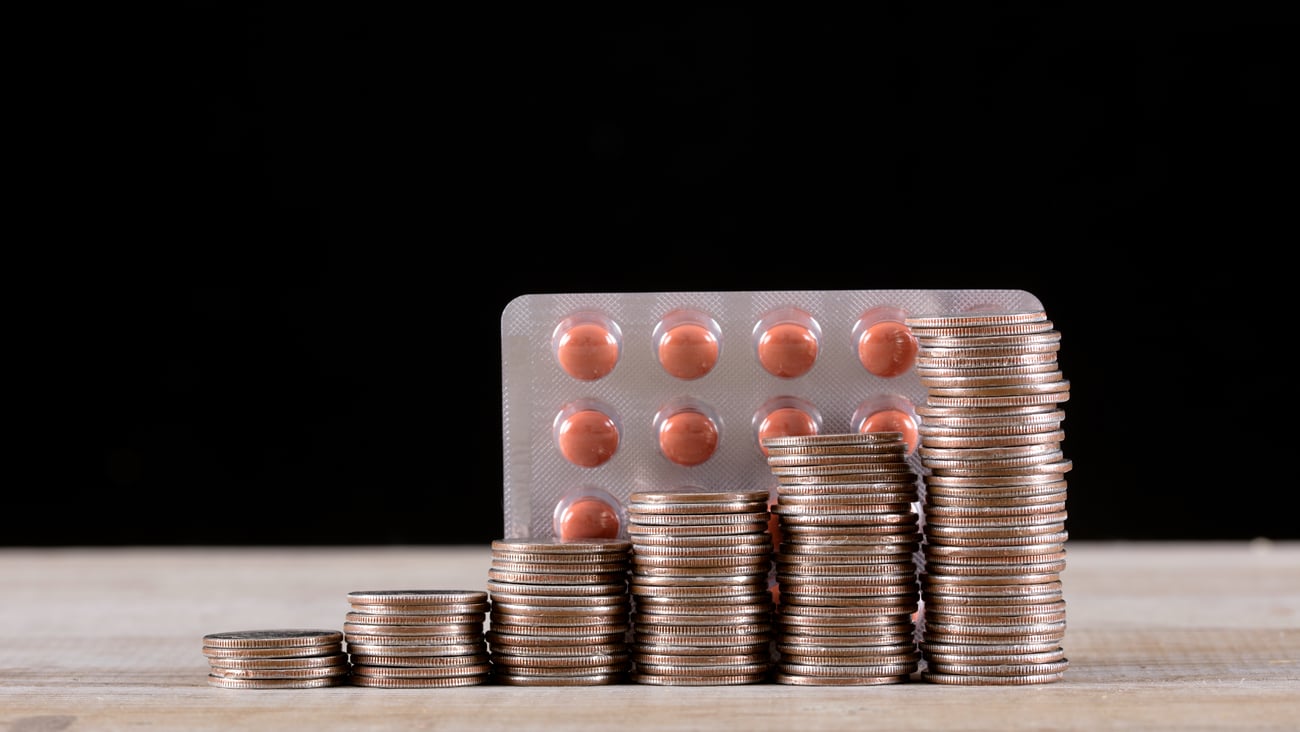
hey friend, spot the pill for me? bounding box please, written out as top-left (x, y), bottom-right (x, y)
top-left (757, 407), bottom-right (818, 456)
top-left (657, 409), bottom-right (719, 466)
top-left (857, 320), bottom-right (919, 378)
top-left (556, 497), bottom-right (621, 540)
top-left (657, 323), bottom-right (720, 380)
top-left (556, 409), bottom-right (620, 467)
top-left (555, 322), bottom-right (619, 380)
top-left (858, 408), bottom-right (920, 455)
top-left (756, 322), bottom-right (818, 378)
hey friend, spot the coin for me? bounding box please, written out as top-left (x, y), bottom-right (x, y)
top-left (350, 674), bottom-right (490, 688)
top-left (921, 670), bottom-right (1064, 685)
top-left (206, 675), bottom-right (347, 689)
top-left (203, 629), bottom-right (343, 649)
top-left (346, 590), bottom-right (488, 606)
top-left (492, 671), bottom-right (627, 686)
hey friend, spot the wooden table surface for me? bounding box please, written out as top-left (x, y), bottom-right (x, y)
top-left (2, 541), bottom-right (1297, 731)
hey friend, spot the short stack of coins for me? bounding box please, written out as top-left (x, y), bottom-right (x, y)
top-left (762, 432), bottom-right (924, 685)
top-left (905, 308), bottom-right (1071, 685)
top-left (344, 589), bottom-right (491, 687)
top-left (202, 629), bottom-right (350, 689)
top-left (485, 537), bottom-right (633, 686)
top-left (626, 487), bottom-right (775, 685)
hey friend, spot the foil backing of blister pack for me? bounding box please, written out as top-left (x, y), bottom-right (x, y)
top-left (500, 289), bottom-right (1044, 540)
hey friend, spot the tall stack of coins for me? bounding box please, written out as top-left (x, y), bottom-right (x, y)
top-left (202, 629), bottom-right (350, 688)
top-left (344, 590), bottom-right (491, 687)
top-left (762, 432), bottom-right (924, 685)
top-left (626, 487), bottom-right (775, 685)
top-left (905, 308), bottom-right (1071, 685)
top-left (485, 537), bottom-right (633, 685)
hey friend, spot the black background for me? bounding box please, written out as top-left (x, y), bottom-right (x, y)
top-left (51, 7), bottom-right (1295, 546)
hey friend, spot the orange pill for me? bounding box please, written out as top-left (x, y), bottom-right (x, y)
top-left (556, 497), bottom-right (621, 540)
top-left (757, 322), bottom-right (818, 378)
top-left (859, 408), bottom-right (920, 455)
top-left (556, 323), bottom-right (619, 380)
top-left (658, 323), bottom-right (720, 380)
top-left (757, 407), bottom-right (818, 456)
top-left (556, 409), bottom-right (620, 467)
top-left (657, 410), bottom-right (719, 466)
top-left (857, 320), bottom-right (918, 378)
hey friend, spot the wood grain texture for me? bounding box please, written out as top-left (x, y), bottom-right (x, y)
top-left (1, 541), bottom-right (1297, 731)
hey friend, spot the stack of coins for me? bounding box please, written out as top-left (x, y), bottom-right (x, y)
top-left (485, 537), bottom-right (633, 685)
top-left (344, 590), bottom-right (491, 687)
top-left (905, 308), bottom-right (1071, 686)
top-left (202, 629), bottom-right (350, 688)
top-left (626, 487), bottom-right (775, 686)
top-left (762, 432), bottom-right (923, 685)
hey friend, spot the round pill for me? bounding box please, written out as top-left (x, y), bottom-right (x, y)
top-left (556, 323), bottom-right (619, 380)
top-left (658, 323), bottom-right (720, 380)
top-left (556, 497), bottom-right (621, 540)
top-left (857, 320), bottom-right (919, 378)
top-left (859, 408), bottom-right (920, 455)
top-left (657, 410), bottom-right (720, 466)
top-left (757, 407), bottom-right (818, 456)
top-left (556, 409), bottom-right (620, 467)
top-left (757, 322), bottom-right (818, 378)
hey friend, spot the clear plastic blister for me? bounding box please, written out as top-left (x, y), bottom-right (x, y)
top-left (501, 289), bottom-right (1044, 541)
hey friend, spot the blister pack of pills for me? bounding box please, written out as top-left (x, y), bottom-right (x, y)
top-left (499, 289), bottom-right (1046, 541)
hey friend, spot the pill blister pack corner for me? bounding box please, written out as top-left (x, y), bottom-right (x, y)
top-left (500, 289), bottom-right (1045, 541)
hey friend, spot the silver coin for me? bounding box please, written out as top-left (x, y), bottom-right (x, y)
top-left (924, 380), bottom-right (1070, 398)
top-left (924, 542), bottom-right (1067, 559)
top-left (921, 647), bottom-right (1065, 664)
top-left (207, 664), bottom-right (352, 681)
top-left (765, 442), bottom-right (908, 457)
top-left (346, 653), bottom-right (489, 668)
top-left (485, 630), bottom-right (628, 648)
top-left (922, 451), bottom-right (1065, 471)
top-left (907, 319), bottom-right (1055, 337)
top-left (351, 674), bottom-right (489, 688)
top-left (629, 500), bottom-right (770, 516)
top-left (203, 643), bottom-right (345, 660)
top-left (491, 559), bottom-right (630, 574)
top-left (767, 452), bottom-right (907, 468)
top-left (633, 651), bottom-right (772, 666)
top-left (203, 629), bottom-right (343, 649)
top-left (632, 639), bottom-right (771, 657)
top-left (905, 311), bottom-right (1048, 328)
top-left (921, 572), bottom-right (1062, 587)
top-left (920, 670), bottom-right (1064, 685)
top-left (629, 487), bottom-right (773, 504)
top-left (492, 537), bottom-right (633, 554)
top-left (481, 642), bottom-right (626, 658)
top-left (919, 431), bottom-right (1066, 450)
top-left (924, 392), bottom-right (1070, 409)
top-left (628, 532), bottom-right (773, 548)
top-left (206, 675), bottom-right (348, 689)
top-left (763, 432), bottom-right (904, 449)
top-left (346, 590), bottom-right (488, 606)
top-left (627, 520), bottom-right (770, 536)
top-left (915, 331), bottom-right (1062, 349)
top-left (628, 511), bottom-right (771, 526)
top-left (208, 654), bottom-right (350, 671)
top-left (493, 671), bottom-right (627, 686)
top-left (351, 663), bottom-right (493, 679)
top-left (348, 602), bottom-right (490, 616)
top-left (629, 670), bottom-right (768, 685)
top-left (632, 542), bottom-right (773, 559)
